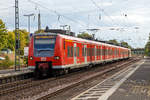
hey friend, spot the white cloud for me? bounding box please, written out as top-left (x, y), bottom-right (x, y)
top-left (0, 0), bottom-right (150, 48)
top-left (97, 2), bottom-right (113, 7)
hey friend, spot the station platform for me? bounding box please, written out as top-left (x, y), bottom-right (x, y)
top-left (71, 59), bottom-right (150, 100)
top-left (0, 68), bottom-right (33, 84)
top-left (0, 68), bottom-right (32, 78)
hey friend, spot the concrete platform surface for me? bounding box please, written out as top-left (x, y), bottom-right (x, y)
top-left (108, 59), bottom-right (150, 100)
top-left (71, 59), bottom-right (150, 100)
top-left (0, 68), bottom-right (32, 78)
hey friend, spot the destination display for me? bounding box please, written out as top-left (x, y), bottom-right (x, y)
top-left (35, 35), bottom-right (55, 39)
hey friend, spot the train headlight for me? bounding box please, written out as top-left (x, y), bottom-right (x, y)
top-left (30, 56), bottom-right (33, 60)
top-left (54, 56), bottom-right (60, 60)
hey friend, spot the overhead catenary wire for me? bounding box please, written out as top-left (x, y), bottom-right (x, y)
top-left (0, 6), bottom-right (15, 14)
top-left (0, 6), bottom-right (14, 10)
top-left (27, 0), bottom-right (87, 28)
top-left (90, 0), bottom-right (122, 27)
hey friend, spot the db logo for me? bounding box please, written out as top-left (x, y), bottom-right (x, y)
top-left (41, 57), bottom-right (46, 61)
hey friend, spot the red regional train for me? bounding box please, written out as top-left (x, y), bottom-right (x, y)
top-left (28, 32), bottom-right (131, 77)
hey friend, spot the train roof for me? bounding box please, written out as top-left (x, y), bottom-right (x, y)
top-left (58, 34), bottom-right (130, 50)
top-left (34, 33), bottom-right (130, 50)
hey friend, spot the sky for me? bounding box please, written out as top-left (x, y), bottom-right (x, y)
top-left (0, 0), bottom-right (150, 48)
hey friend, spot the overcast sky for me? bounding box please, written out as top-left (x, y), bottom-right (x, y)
top-left (0, 0), bottom-right (150, 48)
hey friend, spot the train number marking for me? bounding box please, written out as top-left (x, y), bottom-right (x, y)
top-left (41, 57), bottom-right (46, 61)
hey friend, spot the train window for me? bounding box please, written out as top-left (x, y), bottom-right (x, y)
top-left (99, 49), bottom-right (100, 56)
top-left (34, 37), bottom-right (56, 57)
top-left (64, 40), bottom-right (65, 49)
top-left (93, 48), bottom-right (95, 56)
top-left (82, 48), bottom-right (84, 56)
top-left (85, 48), bottom-right (87, 56)
top-left (89, 48), bottom-right (90, 56)
top-left (92, 48), bottom-right (94, 56)
top-left (117, 49), bottom-right (118, 55)
top-left (111, 49), bottom-right (112, 55)
top-left (107, 48), bottom-right (109, 55)
top-left (103, 48), bottom-right (105, 55)
top-left (68, 46), bottom-right (73, 57)
top-left (105, 48), bottom-right (107, 56)
top-left (71, 47), bottom-right (73, 57)
top-left (88, 48), bottom-right (90, 56)
top-left (67, 46), bottom-right (70, 57)
top-left (89, 48), bottom-right (91, 56)
top-left (98, 48), bottom-right (99, 56)
top-left (109, 49), bottom-right (111, 55)
top-left (100, 49), bottom-right (101, 56)
top-left (105, 48), bottom-right (106, 56)
top-left (97, 48), bottom-right (98, 56)
top-left (77, 47), bottom-right (79, 57)
top-left (87, 48), bottom-right (88, 56)
top-left (91, 48), bottom-right (92, 56)
top-left (104, 49), bottom-right (105, 56)
top-left (74, 47), bottom-right (76, 57)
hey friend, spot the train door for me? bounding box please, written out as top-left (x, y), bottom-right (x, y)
top-left (90, 45), bottom-right (92, 63)
top-left (84, 45), bottom-right (87, 63)
top-left (74, 43), bottom-right (77, 65)
top-left (104, 46), bottom-right (106, 60)
top-left (95, 46), bottom-right (97, 61)
top-left (100, 45), bottom-right (102, 60)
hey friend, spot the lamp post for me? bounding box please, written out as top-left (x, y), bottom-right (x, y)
top-left (24, 13), bottom-right (34, 33)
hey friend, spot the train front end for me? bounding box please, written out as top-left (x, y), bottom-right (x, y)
top-left (28, 33), bottom-right (61, 77)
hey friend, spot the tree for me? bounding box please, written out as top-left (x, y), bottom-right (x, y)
top-left (145, 33), bottom-right (150, 56)
top-left (77, 32), bottom-right (93, 40)
top-left (7, 31), bottom-right (15, 51)
top-left (120, 41), bottom-right (132, 49)
top-left (13, 29), bottom-right (29, 55)
top-left (108, 39), bottom-right (119, 45)
top-left (0, 19), bottom-right (8, 50)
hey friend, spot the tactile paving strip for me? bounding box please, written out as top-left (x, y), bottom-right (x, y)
top-left (71, 60), bottom-right (144, 100)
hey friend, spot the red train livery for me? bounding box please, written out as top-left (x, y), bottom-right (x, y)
top-left (28, 33), bottom-right (131, 77)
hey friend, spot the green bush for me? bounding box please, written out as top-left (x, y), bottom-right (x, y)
top-left (23, 57), bottom-right (28, 66)
top-left (0, 56), bottom-right (14, 69)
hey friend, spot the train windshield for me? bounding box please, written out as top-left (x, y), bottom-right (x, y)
top-left (34, 35), bottom-right (56, 57)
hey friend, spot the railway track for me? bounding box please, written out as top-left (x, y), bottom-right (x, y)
top-left (0, 58), bottom-right (140, 100)
top-left (36, 58), bottom-right (139, 100)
